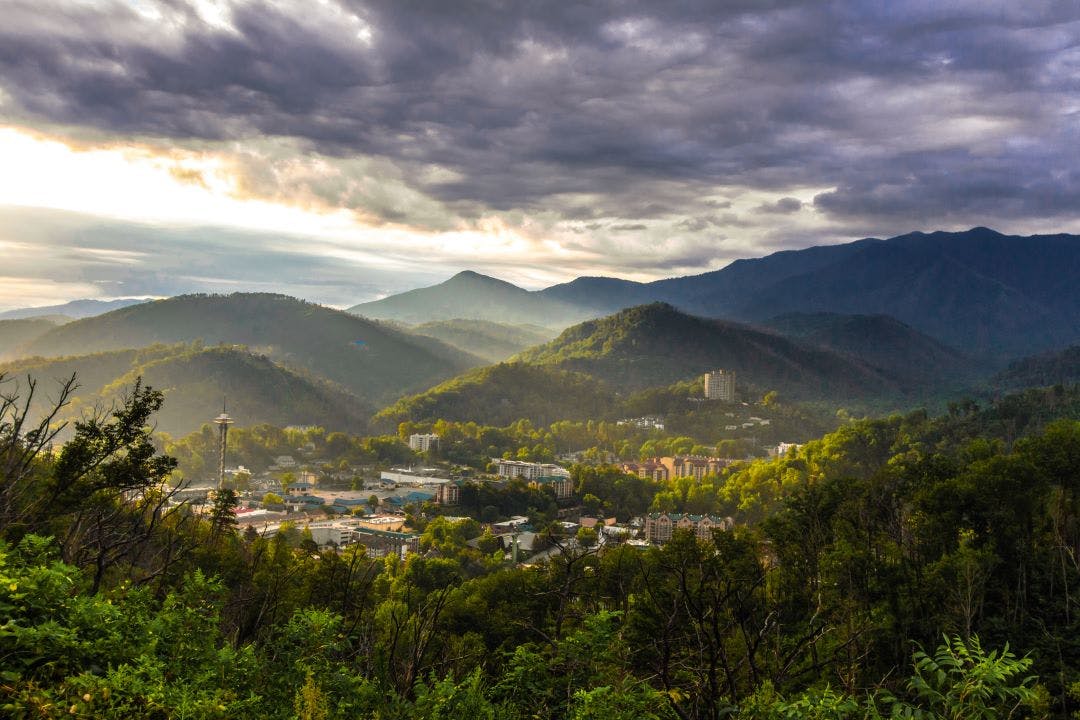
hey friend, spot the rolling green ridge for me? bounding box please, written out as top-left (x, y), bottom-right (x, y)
top-left (375, 362), bottom-right (617, 428)
top-left (0, 343), bottom-right (370, 437)
top-left (992, 345), bottom-right (1080, 390)
top-left (761, 311), bottom-right (984, 390)
top-left (19, 293), bottom-right (484, 405)
top-left (410, 319), bottom-right (556, 363)
top-left (513, 303), bottom-right (901, 401)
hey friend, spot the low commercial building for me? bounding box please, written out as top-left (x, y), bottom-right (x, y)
top-left (381, 468), bottom-right (450, 485)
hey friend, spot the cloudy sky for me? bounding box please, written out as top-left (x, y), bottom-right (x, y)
top-left (1, 1), bottom-right (1079, 310)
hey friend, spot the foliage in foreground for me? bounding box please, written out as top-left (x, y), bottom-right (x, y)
top-left (4, 374), bottom-right (1080, 717)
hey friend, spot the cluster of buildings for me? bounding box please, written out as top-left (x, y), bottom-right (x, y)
top-left (616, 416), bottom-right (666, 430)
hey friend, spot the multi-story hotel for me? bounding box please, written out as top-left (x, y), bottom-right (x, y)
top-left (703, 369), bottom-right (736, 401)
top-left (644, 512), bottom-right (733, 544)
top-left (492, 459), bottom-right (574, 500)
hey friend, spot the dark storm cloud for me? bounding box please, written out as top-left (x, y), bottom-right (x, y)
top-left (2, 0), bottom-right (1080, 233)
top-left (757, 197), bottom-right (803, 214)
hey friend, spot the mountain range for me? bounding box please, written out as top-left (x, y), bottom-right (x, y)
top-left (349, 228), bottom-right (1080, 360)
top-left (0, 297), bottom-right (151, 320)
top-left (13, 294), bottom-right (483, 406)
top-left (4, 226), bottom-right (1078, 437)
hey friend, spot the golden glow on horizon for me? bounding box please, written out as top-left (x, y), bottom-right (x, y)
top-left (0, 125), bottom-right (557, 275)
top-left (0, 126), bottom-right (361, 235)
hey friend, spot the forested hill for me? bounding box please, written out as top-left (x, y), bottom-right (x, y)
top-left (0, 344), bottom-right (371, 436)
top-left (761, 311), bottom-right (982, 389)
top-left (992, 345), bottom-right (1080, 390)
top-left (18, 293), bottom-right (484, 405)
top-left (375, 362), bottom-right (617, 428)
top-left (512, 302), bottom-right (900, 401)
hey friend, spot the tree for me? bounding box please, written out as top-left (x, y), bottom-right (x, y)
top-left (210, 487), bottom-right (239, 538)
top-left (576, 526), bottom-right (598, 548)
top-left (1, 375), bottom-right (187, 593)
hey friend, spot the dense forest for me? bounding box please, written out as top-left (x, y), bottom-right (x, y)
top-left (3, 374), bottom-right (1080, 717)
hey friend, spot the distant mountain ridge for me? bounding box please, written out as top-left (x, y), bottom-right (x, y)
top-left (354, 228), bottom-right (1080, 360)
top-left (410, 319), bottom-right (556, 363)
top-left (349, 270), bottom-right (588, 327)
top-left (0, 297), bottom-right (151, 320)
top-left (17, 293), bottom-right (484, 406)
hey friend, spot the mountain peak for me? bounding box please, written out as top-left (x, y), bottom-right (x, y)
top-left (445, 270), bottom-right (518, 288)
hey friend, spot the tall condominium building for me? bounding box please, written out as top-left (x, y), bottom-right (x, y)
top-left (703, 369), bottom-right (736, 401)
top-left (409, 433), bottom-right (440, 452)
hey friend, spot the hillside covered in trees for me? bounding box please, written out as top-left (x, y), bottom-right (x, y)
top-left (0, 344), bottom-right (371, 436)
top-left (17, 293), bottom-right (483, 406)
top-left (513, 303), bottom-right (901, 400)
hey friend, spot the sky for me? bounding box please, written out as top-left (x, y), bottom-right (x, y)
top-left (1, 1), bottom-right (1079, 311)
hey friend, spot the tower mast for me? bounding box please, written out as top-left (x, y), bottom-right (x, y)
top-left (213, 400), bottom-right (233, 488)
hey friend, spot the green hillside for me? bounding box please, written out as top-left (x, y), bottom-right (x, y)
top-left (761, 312), bottom-right (984, 390)
top-left (0, 318), bottom-right (66, 360)
top-left (513, 303), bottom-right (901, 401)
top-left (992, 345), bottom-right (1080, 390)
top-left (20, 293), bottom-right (484, 405)
top-left (0, 343), bottom-right (370, 437)
top-left (375, 362), bottom-right (616, 428)
top-left (410, 319), bottom-right (555, 363)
